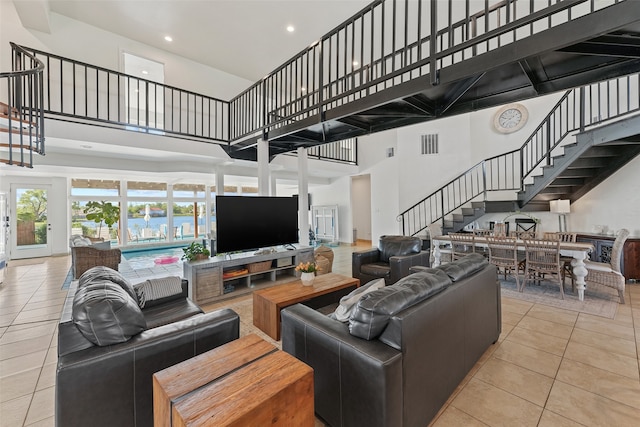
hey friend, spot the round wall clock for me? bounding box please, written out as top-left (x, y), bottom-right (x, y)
top-left (493, 103), bottom-right (528, 134)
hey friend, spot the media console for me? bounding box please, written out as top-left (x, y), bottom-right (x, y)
top-left (183, 245), bottom-right (314, 305)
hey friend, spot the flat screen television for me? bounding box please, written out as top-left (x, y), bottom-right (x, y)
top-left (215, 195), bottom-right (299, 253)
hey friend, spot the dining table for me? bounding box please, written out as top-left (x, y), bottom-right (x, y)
top-left (431, 235), bottom-right (595, 301)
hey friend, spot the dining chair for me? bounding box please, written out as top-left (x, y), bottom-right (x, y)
top-left (449, 232), bottom-right (476, 261)
top-left (523, 239), bottom-right (564, 298)
top-left (515, 218), bottom-right (538, 237)
top-left (556, 232), bottom-right (577, 289)
top-left (487, 236), bottom-right (522, 289)
top-left (473, 229), bottom-right (492, 257)
top-left (584, 229), bottom-right (629, 303)
top-left (541, 232), bottom-right (577, 287)
top-left (491, 222), bottom-right (508, 237)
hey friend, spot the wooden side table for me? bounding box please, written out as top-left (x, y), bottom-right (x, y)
top-left (153, 334), bottom-right (314, 427)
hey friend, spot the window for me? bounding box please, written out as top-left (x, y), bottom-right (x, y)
top-left (173, 183), bottom-right (206, 239)
top-left (70, 180), bottom-right (120, 242)
top-left (123, 53), bottom-right (165, 130)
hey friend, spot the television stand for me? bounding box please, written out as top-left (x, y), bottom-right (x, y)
top-left (183, 245), bottom-right (314, 305)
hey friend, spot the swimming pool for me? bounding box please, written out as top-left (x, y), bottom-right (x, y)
top-left (122, 245), bottom-right (186, 269)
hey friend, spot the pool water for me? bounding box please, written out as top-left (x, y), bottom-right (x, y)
top-left (122, 245), bottom-right (186, 270)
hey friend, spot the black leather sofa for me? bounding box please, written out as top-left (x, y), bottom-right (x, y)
top-left (352, 235), bottom-right (429, 285)
top-left (282, 253), bottom-right (501, 427)
top-left (56, 267), bottom-right (240, 427)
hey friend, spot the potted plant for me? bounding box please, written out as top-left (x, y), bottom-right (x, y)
top-left (295, 261), bottom-right (319, 285)
top-left (182, 241), bottom-right (211, 262)
top-left (83, 201), bottom-right (120, 240)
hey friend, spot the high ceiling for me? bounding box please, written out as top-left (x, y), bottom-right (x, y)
top-left (41, 0), bottom-right (372, 82)
top-left (5, 0), bottom-right (369, 182)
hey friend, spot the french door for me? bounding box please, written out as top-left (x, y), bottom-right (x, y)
top-left (10, 184), bottom-right (52, 259)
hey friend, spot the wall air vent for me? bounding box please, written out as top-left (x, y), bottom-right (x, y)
top-left (421, 134), bottom-right (439, 155)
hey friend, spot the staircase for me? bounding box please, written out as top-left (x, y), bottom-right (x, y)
top-left (0, 43), bottom-right (45, 168)
top-left (520, 116), bottom-right (640, 205)
top-left (400, 72), bottom-right (640, 237)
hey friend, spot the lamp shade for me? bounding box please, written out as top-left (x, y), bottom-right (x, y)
top-left (550, 199), bottom-right (570, 214)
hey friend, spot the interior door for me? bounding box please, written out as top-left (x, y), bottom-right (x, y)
top-left (10, 184), bottom-right (52, 259)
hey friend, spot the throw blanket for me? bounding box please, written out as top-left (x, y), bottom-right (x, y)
top-left (135, 276), bottom-right (183, 308)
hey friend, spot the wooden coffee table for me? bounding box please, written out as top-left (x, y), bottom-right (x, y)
top-left (253, 272), bottom-right (360, 340)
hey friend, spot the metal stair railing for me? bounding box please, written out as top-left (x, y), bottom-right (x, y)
top-left (0, 42), bottom-right (45, 167)
top-left (229, 0), bottom-right (624, 142)
top-left (400, 70), bottom-right (640, 237)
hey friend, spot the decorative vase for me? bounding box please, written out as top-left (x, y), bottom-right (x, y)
top-left (300, 272), bottom-right (315, 286)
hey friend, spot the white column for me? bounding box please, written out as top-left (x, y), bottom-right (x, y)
top-left (215, 169), bottom-right (225, 197)
top-left (298, 147), bottom-right (310, 246)
top-left (214, 169), bottom-right (225, 236)
top-left (270, 176), bottom-right (277, 196)
top-left (257, 138), bottom-right (270, 196)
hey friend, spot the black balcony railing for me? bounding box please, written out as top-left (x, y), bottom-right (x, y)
top-left (0, 43), bottom-right (45, 167)
top-left (16, 46), bottom-right (230, 144)
top-left (399, 70), bottom-right (640, 237)
top-left (229, 0), bottom-right (624, 141)
top-left (6, 0), bottom-right (627, 169)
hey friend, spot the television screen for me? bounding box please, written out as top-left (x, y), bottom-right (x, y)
top-left (215, 195), bottom-right (299, 253)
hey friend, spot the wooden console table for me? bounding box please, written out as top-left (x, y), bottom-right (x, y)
top-left (183, 245), bottom-right (314, 305)
top-left (153, 334), bottom-right (314, 427)
top-left (253, 273), bottom-right (360, 340)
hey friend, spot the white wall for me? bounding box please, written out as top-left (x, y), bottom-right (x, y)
top-left (0, 2), bottom-right (252, 100)
top-left (309, 176), bottom-right (352, 244)
top-left (351, 175), bottom-right (372, 242)
top-left (571, 156), bottom-right (640, 237)
top-left (357, 91), bottom-right (640, 239)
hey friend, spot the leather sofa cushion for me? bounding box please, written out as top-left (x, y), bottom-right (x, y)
top-left (79, 266), bottom-right (138, 304)
top-left (72, 281), bottom-right (147, 346)
top-left (379, 235), bottom-right (422, 263)
top-left (437, 253), bottom-right (488, 282)
top-left (349, 270), bottom-right (452, 340)
top-left (360, 262), bottom-right (391, 278)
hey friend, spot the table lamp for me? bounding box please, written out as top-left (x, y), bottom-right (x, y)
top-left (550, 199), bottom-right (570, 232)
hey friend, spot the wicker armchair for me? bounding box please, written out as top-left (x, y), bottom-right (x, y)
top-left (585, 228), bottom-right (629, 304)
top-left (70, 235), bottom-right (121, 279)
top-left (72, 246), bottom-right (122, 279)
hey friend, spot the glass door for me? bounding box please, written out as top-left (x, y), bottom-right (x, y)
top-left (0, 192), bottom-right (6, 282)
top-left (10, 184), bottom-right (52, 259)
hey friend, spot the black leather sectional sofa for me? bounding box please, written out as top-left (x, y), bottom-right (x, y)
top-left (282, 253), bottom-right (501, 427)
top-left (56, 267), bottom-right (240, 427)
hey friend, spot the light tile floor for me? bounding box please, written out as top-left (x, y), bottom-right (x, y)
top-left (1, 243), bottom-right (639, 427)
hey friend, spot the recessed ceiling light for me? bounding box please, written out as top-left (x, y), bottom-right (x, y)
top-left (300, 87), bottom-right (306, 92)
top-left (353, 61), bottom-right (359, 66)
top-left (164, 36), bottom-right (173, 42)
top-left (141, 70), bottom-right (149, 75)
top-left (286, 25), bottom-right (295, 33)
